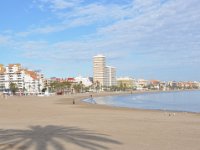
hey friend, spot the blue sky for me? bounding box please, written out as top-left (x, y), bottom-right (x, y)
top-left (0, 0), bottom-right (200, 81)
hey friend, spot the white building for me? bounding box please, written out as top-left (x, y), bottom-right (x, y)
top-left (93, 54), bottom-right (106, 87)
top-left (135, 79), bottom-right (148, 90)
top-left (93, 55), bottom-right (117, 88)
top-left (75, 76), bottom-right (93, 87)
top-left (0, 64), bottom-right (45, 94)
top-left (105, 66), bottom-right (117, 87)
top-left (117, 77), bottom-right (135, 88)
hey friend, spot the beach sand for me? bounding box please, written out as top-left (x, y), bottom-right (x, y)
top-left (0, 92), bottom-right (200, 150)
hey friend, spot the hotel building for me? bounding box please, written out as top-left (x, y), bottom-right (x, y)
top-left (93, 55), bottom-right (116, 88)
top-left (0, 64), bottom-right (45, 94)
top-left (105, 66), bottom-right (117, 87)
top-left (117, 77), bottom-right (135, 88)
top-left (93, 55), bottom-right (106, 87)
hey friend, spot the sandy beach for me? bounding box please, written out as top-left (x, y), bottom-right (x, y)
top-left (0, 92), bottom-right (200, 150)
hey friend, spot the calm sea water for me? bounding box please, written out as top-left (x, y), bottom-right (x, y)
top-left (83, 91), bottom-right (200, 113)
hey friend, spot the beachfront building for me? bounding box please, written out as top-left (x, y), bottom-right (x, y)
top-left (135, 79), bottom-right (148, 90)
top-left (93, 54), bottom-right (106, 87)
top-left (47, 76), bottom-right (93, 94)
top-left (105, 66), bottom-right (117, 87)
top-left (0, 64), bottom-right (45, 94)
top-left (117, 77), bottom-right (136, 89)
top-left (167, 81), bottom-right (178, 90)
top-left (164, 81), bottom-right (200, 90)
top-left (195, 81), bottom-right (200, 89)
top-left (75, 76), bottom-right (93, 87)
top-left (148, 80), bottom-right (161, 90)
top-left (93, 54), bottom-right (117, 90)
top-left (0, 64), bottom-right (6, 91)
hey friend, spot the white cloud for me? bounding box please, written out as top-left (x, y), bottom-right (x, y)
top-left (1, 0), bottom-right (200, 79)
top-left (17, 2), bottom-right (131, 36)
top-left (36, 0), bottom-right (82, 10)
top-left (0, 35), bottom-right (11, 44)
top-left (18, 0), bottom-right (162, 36)
top-left (17, 25), bottom-right (67, 36)
top-left (97, 0), bottom-right (200, 55)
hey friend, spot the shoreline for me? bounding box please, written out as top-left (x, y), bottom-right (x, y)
top-left (2, 89), bottom-right (199, 114)
top-left (78, 90), bottom-right (200, 114)
top-left (0, 91), bottom-right (200, 150)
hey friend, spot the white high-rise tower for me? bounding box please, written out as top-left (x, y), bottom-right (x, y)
top-left (93, 55), bottom-right (117, 89)
top-left (105, 66), bottom-right (117, 87)
top-left (93, 54), bottom-right (106, 87)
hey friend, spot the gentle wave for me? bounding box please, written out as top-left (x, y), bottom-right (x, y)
top-left (83, 91), bottom-right (200, 113)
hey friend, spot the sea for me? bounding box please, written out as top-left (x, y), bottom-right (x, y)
top-left (83, 90), bottom-right (200, 113)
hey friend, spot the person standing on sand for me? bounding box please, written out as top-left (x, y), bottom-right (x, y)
top-left (3, 93), bottom-right (7, 99)
top-left (73, 99), bottom-right (75, 104)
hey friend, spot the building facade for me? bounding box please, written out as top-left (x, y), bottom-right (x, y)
top-left (93, 55), bottom-right (106, 87)
top-left (0, 64), bottom-right (45, 94)
top-left (135, 79), bottom-right (148, 90)
top-left (75, 76), bottom-right (93, 87)
top-left (93, 55), bottom-right (117, 89)
top-left (105, 66), bottom-right (117, 87)
top-left (117, 77), bottom-right (135, 89)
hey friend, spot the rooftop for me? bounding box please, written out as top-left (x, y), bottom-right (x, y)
top-left (94, 54), bottom-right (105, 58)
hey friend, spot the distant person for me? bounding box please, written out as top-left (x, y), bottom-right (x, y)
top-left (3, 93), bottom-right (7, 99)
top-left (90, 97), bottom-right (96, 104)
top-left (73, 99), bottom-right (75, 105)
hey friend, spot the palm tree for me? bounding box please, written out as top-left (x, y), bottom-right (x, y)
top-left (62, 81), bottom-right (71, 94)
top-left (73, 83), bottom-right (82, 93)
top-left (9, 82), bottom-right (18, 95)
top-left (49, 81), bottom-right (59, 93)
top-left (49, 81), bottom-right (72, 95)
top-left (95, 81), bottom-right (100, 92)
top-left (0, 125), bottom-right (121, 150)
top-left (79, 81), bottom-right (84, 93)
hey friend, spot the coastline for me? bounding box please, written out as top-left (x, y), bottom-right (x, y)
top-left (0, 91), bottom-right (200, 150)
top-left (79, 90), bottom-right (200, 114)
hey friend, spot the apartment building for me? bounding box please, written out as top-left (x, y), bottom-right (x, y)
top-left (93, 54), bottom-right (106, 87)
top-left (117, 77), bottom-right (135, 88)
top-left (93, 55), bottom-right (117, 88)
top-left (75, 76), bottom-right (93, 87)
top-left (135, 79), bottom-right (148, 90)
top-left (0, 64), bottom-right (44, 94)
top-left (105, 66), bottom-right (117, 87)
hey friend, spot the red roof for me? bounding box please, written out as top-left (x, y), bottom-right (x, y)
top-left (67, 78), bottom-right (75, 82)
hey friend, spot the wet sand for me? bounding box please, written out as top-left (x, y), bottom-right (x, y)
top-left (0, 92), bottom-right (200, 150)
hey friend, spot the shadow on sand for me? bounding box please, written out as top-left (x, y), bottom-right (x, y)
top-left (0, 125), bottom-right (122, 150)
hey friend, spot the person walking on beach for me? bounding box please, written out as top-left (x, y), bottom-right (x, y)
top-left (3, 93), bottom-right (7, 99)
top-left (73, 99), bottom-right (75, 104)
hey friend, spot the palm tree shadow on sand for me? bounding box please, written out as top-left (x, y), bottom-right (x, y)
top-left (0, 125), bottom-right (122, 150)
